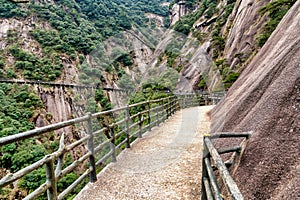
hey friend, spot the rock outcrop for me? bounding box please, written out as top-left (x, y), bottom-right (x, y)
top-left (211, 1), bottom-right (300, 199)
top-left (223, 0), bottom-right (269, 69)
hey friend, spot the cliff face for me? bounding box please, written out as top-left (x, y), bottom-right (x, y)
top-left (148, 0), bottom-right (272, 92)
top-left (211, 1), bottom-right (300, 199)
top-left (223, 0), bottom-right (269, 69)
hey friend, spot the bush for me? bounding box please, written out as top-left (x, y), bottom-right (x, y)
top-left (257, 0), bottom-right (296, 47)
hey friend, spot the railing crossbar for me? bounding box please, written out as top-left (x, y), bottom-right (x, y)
top-left (0, 92), bottom-right (224, 200)
top-left (204, 137), bottom-right (244, 200)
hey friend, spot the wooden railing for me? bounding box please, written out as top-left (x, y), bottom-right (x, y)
top-left (0, 78), bottom-right (131, 92)
top-left (0, 94), bottom-right (205, 200)
top-left (201, 132), bottom-right (252, 200)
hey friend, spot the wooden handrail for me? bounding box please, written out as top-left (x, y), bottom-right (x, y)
top-left (0, 93), bottom-right (212, 199)
top-left (201, 132), bottom-right (252, 200)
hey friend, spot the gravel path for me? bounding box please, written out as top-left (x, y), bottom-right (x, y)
top-left (75, 106), bottom-right (213, 200)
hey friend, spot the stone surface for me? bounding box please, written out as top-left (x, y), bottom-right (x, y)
top-left (75, 106), bottom-right (213, 200)
top-left (211, 1), bottom-right (300, 199)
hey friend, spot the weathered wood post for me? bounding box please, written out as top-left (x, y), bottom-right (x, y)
top-left (156, 104), bottom-right (159, 126)
top-left (169, 97), bottom-right (172, 115)
top-left (177, 96), bottom-right (180, 111)
top-left (46, 158), bottom-right (57, 200)
top-left (147, 100), bottom-right (151, 132)
top-left (138, 112), bottom-right (142, 138)
top-left (162, 98), bottom-right (166, 121)
top-left (170, 97), bottom-right (174, 115)
top-left (201, 137), bottom-right (209, 200)
top-left (87, 113), bottom-right (97, 182)
top-left (109, 124), bottom-right (117, 162)
top-left (212, 93), bottom-right (216, 105)
top-left (161, 99), bottom-right (165, 122)
top-left (125, 105), bottom-right (130, 148)
top-left (166, 97), bottom-right (169, 119)
top-left (205, 137), bottom-right (244, 200)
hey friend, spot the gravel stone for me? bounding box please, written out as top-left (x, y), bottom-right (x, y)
top-left (75, 106), bottom-right (213, 200)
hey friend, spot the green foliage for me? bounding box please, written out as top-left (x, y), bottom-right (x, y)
top-left (11, 142), bottom-right (47, 171)
top-left (118, 74), bottom-right (135, 90)
top-left (198, 76), bottom-right (207, 90)
top-left (0, 1), bottom-right (171, 198)
top-left (257, 0), bottom-right (296, 47)
top-left (128, 82), bottom-right (172, 116)
top-left (173, 10), bottom-right (201, 35)
top-left (223, 71), bottom-right (240, 89)
top-left (0, 60), bottom-right (4, 68)
top-left (211, 36), bottom-right (225, 59)
top-left (0, 0), bottom-right (28, 18)
top-left (212, 36), bottom-right (225, 50)
top-left (115, 53), bottom-right (134, 68)
top-left (8, 45), bottom-right (63, 81)
top-left (30, 29), bottom-right (76, 56)
top-left (19, 167), bottom-right (46, 192)
top-left (157, 68), bottom-right (179, 90)
top-left (95, 89), bottom-right (112, 111)
top-left (30, 0), bottom-right (168, 55)
top-left (0, 84), bottom-right (43, 171)
top-left (162, 39), bottom-right (185, 70)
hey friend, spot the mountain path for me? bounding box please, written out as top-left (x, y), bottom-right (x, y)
top-left (75, 106), bottom-right (213, 200)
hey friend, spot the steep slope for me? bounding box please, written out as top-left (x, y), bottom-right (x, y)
top-left (152, 0), bottom-right (296, 92)
top-left (0, 1), bottom-right (170, 199)
top-left (211, 1), bottom-right (300, 199)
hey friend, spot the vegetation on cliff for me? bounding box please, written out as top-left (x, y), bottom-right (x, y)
top-left (0, 0), bottom-right (169, 198)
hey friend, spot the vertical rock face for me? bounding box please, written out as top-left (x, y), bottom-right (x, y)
top-left (211, 1), bottom-right (300, 199)
top-left (177, 41), bottom-right (213, 91)
top-left (170, 2), bottom-right (187, 26)
top-left (158, 0), bottom-right (274, 92)
top-left (223, 0), bottom-right (270, 69)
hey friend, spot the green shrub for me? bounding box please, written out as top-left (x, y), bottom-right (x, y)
top-left (257, 0), bottom-right (296, 47)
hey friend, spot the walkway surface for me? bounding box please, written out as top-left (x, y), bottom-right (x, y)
top-left (75, 106), bottom-right (213, 200)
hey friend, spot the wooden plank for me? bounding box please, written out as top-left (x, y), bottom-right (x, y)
top-left (209, 132), bottom-right (252, 139)
top-left (217, 145), bottom-right (242, 154)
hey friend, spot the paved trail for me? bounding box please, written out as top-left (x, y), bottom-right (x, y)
top-left (75, 106), bottom-right (213, 200)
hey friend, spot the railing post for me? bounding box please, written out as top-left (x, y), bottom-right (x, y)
top-left (166, 97), bottom-right (170, 119)
top-left (138, 112), bottom-right (142, 138)
top-left (125, 105), bottom-right (130, 148)
top-left (156, 105), bottom-right (159, 126)
top-left (147, 100), bottom-right (151, 132)
top-left (46, 158), bottom-right (57, 200)
top-left (201, 137), bottom-right (209, 200)
top-left (87, 113), bottom-right (97, 182)
top-left (173, 97), bottom-right (175, 112)
top-left (175, 96), bottom-right (179, 111)
top-left (170, 97), bottom-right (173, 115)
top-left (109, 125), bottom-right (117, 162)
top-left (161, 99), bottom-right (165, 122)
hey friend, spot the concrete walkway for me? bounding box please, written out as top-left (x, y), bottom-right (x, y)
top-left (75, 106), bottom-right (213, 200)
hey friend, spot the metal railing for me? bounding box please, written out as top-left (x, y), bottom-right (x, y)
top-left (201, 132), bottom-right (252, 200)
top-left (0, 94), bottom-right (204, 200)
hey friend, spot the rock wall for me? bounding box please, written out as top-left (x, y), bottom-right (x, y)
top-left (223, 0), bottom-right (270, 69)
top-left (211, 1), bottom-right (300, 199)
top-left (164, 0), bottom-right (272, 92)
